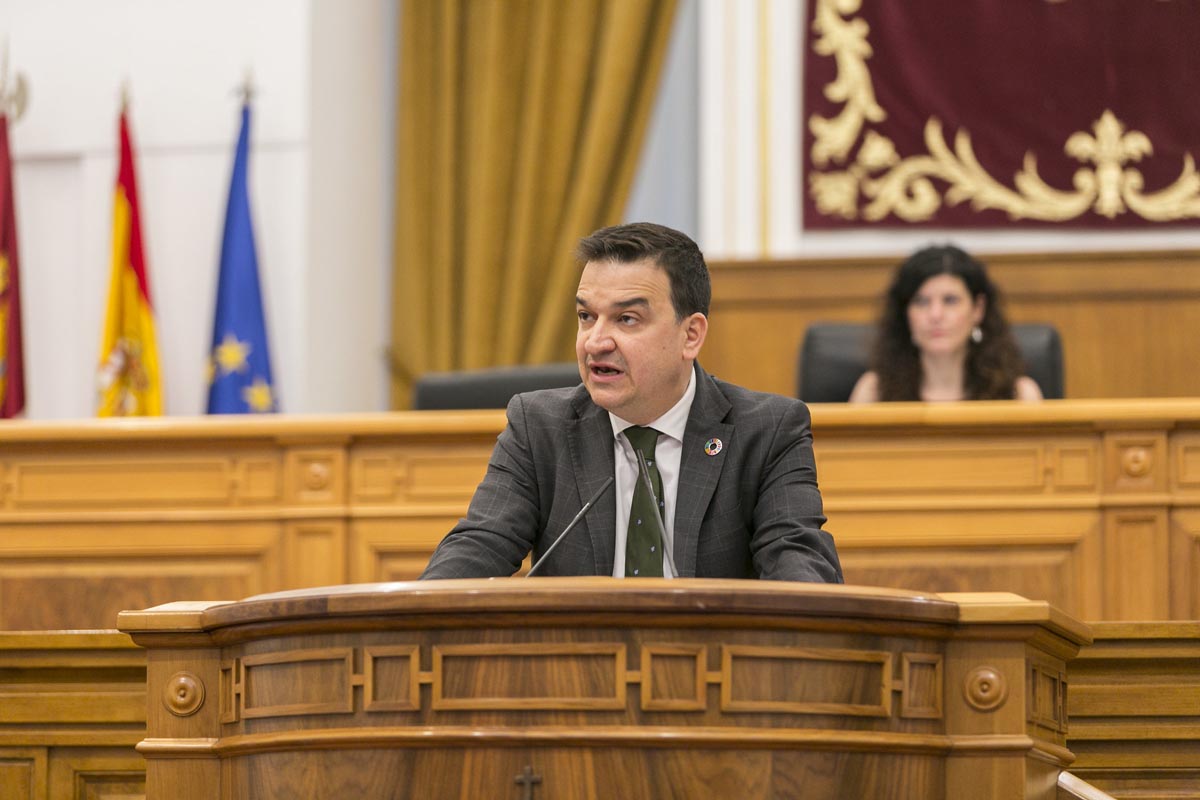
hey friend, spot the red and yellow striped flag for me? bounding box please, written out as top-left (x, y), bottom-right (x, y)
top-left (0, 112), bottom-right (25, 418)
top-left (97, 109), bottom-right (161, 416)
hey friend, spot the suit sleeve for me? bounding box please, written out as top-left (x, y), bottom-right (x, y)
top-left (749, 400), bottom-right (844, 583)
top-left (419, 395), bottom-right (543, 579)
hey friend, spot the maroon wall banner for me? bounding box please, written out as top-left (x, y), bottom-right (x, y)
top-left (802, 0), bottom-right (1200, 228)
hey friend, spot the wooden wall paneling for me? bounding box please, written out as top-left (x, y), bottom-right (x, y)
top-left (0, 442), bottom-right (281, 511)
top-left (348, 519), bottom-right (456, 583)
top-left (282, 521), bottom-right (346, 591)
top-left (833, 510), bottom-right (1102, 620)
top-left (350, 441), bottom-right (493, 507)
top-left (707, 250), bottom-right (1200, 399)
top-left (1068, 622), bottom-right (1200, 800)
top-left (1102, 510), bottom-right (1169, 620)
top-left (0, 632), bottom-right (145, 799)
top-left (1170, 510), bottom-right (1200, 620)
top-left (1100, 430), bottom-right (1171, 619)
top-left (284, 446), bottom-right (346, 506)
top-left (46, 749), bottom-right (146, 800)
top-left (347, 439), bottom-right (493, 582)
top-left (0, 523), bottom-right (284, 630)
top-left (0, 748), bottom-right (46, 800)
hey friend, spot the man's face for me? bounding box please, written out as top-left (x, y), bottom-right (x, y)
top-left (575, 258), bottom-right (707, 425)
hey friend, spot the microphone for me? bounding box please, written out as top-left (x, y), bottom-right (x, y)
top-left (635, 449), bottom-right (678, 578)
top-left (525, 476), bottom-right (614, 577)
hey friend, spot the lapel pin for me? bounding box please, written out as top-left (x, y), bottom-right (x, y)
top-left (704, 438), bottom-right (723, 456)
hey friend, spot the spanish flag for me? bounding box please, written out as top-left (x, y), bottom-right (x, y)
top-left (97, 109), bottom-right (162, 416)
top-left (0, 112), bottom-right (25, 418)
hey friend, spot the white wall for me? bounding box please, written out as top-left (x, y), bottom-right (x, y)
top-left (2, 0), bottom-right (391, 419)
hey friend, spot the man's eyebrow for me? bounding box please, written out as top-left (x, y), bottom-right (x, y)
top-left (575, 296), bottom-right (650, 310)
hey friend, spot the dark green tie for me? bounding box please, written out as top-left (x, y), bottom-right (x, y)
top-left (624, 426), bottom-right (664, 577)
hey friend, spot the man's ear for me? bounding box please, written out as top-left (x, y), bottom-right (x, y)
top-left (682, 313), bottom-right (708, 359)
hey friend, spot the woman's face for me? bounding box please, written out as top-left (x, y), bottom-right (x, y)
top-left (906, 273), bottom-right (986, 357)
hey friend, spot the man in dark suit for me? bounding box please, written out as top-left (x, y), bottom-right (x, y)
top-left (420, 222), bottom-right (842, 582)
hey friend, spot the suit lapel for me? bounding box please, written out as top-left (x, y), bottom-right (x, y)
top-left (674, 365), bottom-right (732, 578)
top-left (567, 388), bottom-right (618, 575)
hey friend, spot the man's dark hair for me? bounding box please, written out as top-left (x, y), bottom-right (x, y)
top-left (575, 222), bottom-right (711, 319)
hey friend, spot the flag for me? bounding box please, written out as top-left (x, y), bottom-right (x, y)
top-left (97, 109), bottom-right (162, 416)
top-left (0, 113), bottom-right (25, 418)
top-left (206, 103), bottom-right (276, 414)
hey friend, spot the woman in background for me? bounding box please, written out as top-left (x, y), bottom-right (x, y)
top-left (849, 245), bottom-right (1043, 403)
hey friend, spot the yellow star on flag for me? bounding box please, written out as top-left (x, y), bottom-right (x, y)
top-left (214, 334), bottom-right (251, 375)
top-left (242, 377), bottom-right (275, 413)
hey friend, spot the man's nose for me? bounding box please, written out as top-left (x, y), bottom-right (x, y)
top-left (584, 320), bottom-right (616, 353)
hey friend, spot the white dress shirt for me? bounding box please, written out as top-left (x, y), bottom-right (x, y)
top-left (607, 368), bottom-right (697, 578)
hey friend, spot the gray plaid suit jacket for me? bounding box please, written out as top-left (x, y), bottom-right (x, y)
top-left (420, 364), bottom-right (843, 583)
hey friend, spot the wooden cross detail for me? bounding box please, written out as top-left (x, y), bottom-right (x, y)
top-left (514, 764), bottom-right (542, 800)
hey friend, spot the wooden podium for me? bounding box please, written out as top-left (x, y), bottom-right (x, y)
top-left (117, 580), bottom-right (1090, 799)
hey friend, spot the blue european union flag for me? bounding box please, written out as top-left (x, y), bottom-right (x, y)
top-left (206, 104), bottom-right (277, 414)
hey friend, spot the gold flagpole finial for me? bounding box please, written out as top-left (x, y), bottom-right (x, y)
top-left (0, 38), bottom-right (29, 122)
top-left (239, 68), bottom-right (255, 106)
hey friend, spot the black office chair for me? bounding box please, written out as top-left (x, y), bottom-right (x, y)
top-left (412, 362), bottom-right (582, 410)
top-left (797, 322), bottom-right (1064, 402)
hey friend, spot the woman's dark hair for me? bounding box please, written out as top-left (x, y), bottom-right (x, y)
top-left (871, 245), bottom-right (1025, 401)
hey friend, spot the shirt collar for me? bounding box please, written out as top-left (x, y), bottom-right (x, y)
top-left (608, 366), bottom-right (697, 444)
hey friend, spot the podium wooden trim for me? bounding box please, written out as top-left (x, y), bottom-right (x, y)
top-left (119, 579), bottom-right (1090, 799)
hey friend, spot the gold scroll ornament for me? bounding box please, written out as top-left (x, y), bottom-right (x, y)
top-left (806, 0), bottom-right (1200, 223)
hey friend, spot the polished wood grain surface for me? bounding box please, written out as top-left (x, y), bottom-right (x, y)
top-left (118, 579), bottom-right (1090, 800)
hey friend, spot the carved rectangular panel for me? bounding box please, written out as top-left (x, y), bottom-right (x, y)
top-left (47, 750), bottom-right (145, 800)
top-left (348, 519), bottom-right (456, 583)
top-left (240, 648), bottom-right (355, 719)
top-left (834, 509), bottom-right (1102, 620)
top-left (0, 523), bottom-right (284, 629)
top-left (350, 444), bottom-right (492, 505)
top-left (641, 644), bottom-right (706, 712)
top-left (900, 653), bottom-right (943, 719)
top-left (720, 645), bottom-right (892, 717)
top-left (0, 748), bottom-right (44, 800)
top-left (236, 458), bottom-right (281, 503)
top-left (283, 521), bottom-right (346, 590)
top-left (1104, 432), bottom-right (1168, 493)
top-left (1053, 445), bottom-right (1098, 490)
top-left (285, 448), bottom-right (345, 505)
top-left (1170, 510), bottom-right (1200, 619)
top-left (364, 646), bottom-right (421, 712)
top-left (7, 458), bottom-right (232, 508)
top-left (1171, 431), bottom-right (1200, 489)
top-left (433, 644), bottom-right (626, 710)
top-left (817, 441), bottom-right (1049, 495)
top-left (1028, 659), bottom-right (1068, 734)
top-left (1104, 509), bottom-right (1169, 619)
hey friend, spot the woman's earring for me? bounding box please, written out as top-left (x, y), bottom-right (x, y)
top-left (971, 325), bottom-right (983, 344)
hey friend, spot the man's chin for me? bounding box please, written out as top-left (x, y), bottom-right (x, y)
top-left (584, 382), bottom-right (626, 413)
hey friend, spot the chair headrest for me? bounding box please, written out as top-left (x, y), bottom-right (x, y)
top-left (413, 362), bottom-right (582, 410)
